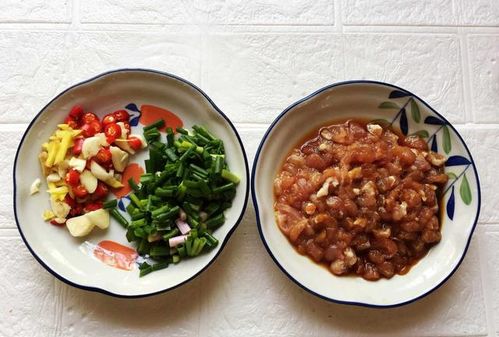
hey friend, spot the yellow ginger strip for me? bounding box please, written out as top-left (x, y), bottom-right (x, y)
top-left (47, 186), bottom-right (68, 195)
top-left (42, 210), bottom-right (55, 221)
top-left (45, 141), bottom-right (60, 167)
top-left (54, 131), bottom-right (72, 165)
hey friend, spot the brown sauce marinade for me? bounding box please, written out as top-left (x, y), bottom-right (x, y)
top-left (273, 119), bottom-right (448, 281)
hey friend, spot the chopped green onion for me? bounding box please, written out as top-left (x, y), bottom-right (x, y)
top-left (203, 232), bottom-right (219, 248)
top-left (139, 265), bottom-right (153, 277)
top-left (110, 209), bottom-right (129, 228)
top-left (143, 119), bottom-right (165, 131)
top-left (205, 213), bottom-right (225, 229)
top-left (150, 245), bottom-right (170, 257)
top-left (103, 199), bottom-right (117, 209)
top-left (128, 178), bottom-right (140, 192)
top-left (122, 124), bottom-right (239, 277)
top-left (129, 193), bottom-right (143, 210)
top-left (152, 261), bottom-right (169, 272)
top-left (221, 169), bottom-right (240, 184)
top-left (163, 228), bottom-right (180, 241)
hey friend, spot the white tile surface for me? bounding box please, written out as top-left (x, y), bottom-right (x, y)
top-left (203, 33), bottom-right (466, 124)
top-left (467, 35), bottom-right (499, 123)
top-left (80, 0), bottom-right (334, 25)
top-left (455, 0), bottom-right (499, 26)
top-left (455, 125), bottom-right (499, 224)
top-left (342, 0), bottom-right (457, 26)
top-left (1, 2), bottom-right (499, 337)
top-left (0, 125), bottom-right (25, 228)
top-left (0, 31), bottom-right (202, 123)
top-left (0, 0), bottom-right (71, 23)
top-left (480, 228), bottom-right (499, 336)
top-left (202, 33), bottom-right (345, 124)
top-left (0, 235), bottom-right (59, 337)
top-left (343, 0), bottom-right (499, 26)
top-left (343, 34), bottom-right (466, 123)
top-left (57, 278), bottom-right (201, 337)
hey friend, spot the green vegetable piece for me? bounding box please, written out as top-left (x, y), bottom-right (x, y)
top-left (129, 193), bottom-right (144, 210)
top-left (176, 127), bottom-right (188, 135)
top-left (165, 148), bottom-right (178, 161)
top-left (139, 266), bottom-right (153, 277)
top-left (212, 182), bottom-right (235, 194)
top-left (163, 228), bottom-right (180, 241)
top-left (150, 245), bottom-right (170, 257)
top-left (137, 239), bottom-right (150, 255)
top-left (143, 119), bottom-right (165, 132)
top-left (221, 169), bottom-right (240, 184)
top-left (205, 213), bottom-right (225, 229)
top-left (177, 244), bottom-right (187, 257)
top-left (103, 199), bottom-right (117, 209)
top-left (131, 218), bottom-right (147, 227)
top-left (203, 232), bottom-right (219, 248)
top-left (110, 209), bottom-right (129, 228)
top-left (152, 261), bottom-right (169, 272)
top-left (128, 177), bottom-right (141, 192)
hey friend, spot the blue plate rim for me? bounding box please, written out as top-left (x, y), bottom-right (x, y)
top-left (13, 68), bottom-right (250, 298)
top-left (251, 79), bottom-right (482, 308)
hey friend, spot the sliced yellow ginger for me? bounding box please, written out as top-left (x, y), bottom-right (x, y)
top-left (105, 177), bottom-right (124, 188)
top-left (47, 186), bottom-right (68, 194)
top-left (47, 185), bottom-right (69, 202)
top-left (45, 140), bottom-right (60, 167)
top-left (57, 123), bottom-right (70, 130)
top-left (42, 210), bottom-right (55, 221)
top-left (54, 131), bottom-right (73, 165)
top-left (38, 152), bottom-right (49, 176)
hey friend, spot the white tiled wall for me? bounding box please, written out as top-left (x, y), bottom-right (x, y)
top-left (1, 1), bottom-right (498, 336)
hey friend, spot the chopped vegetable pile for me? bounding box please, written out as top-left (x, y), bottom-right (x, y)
top-left (35, 105), bottom-right (145, 236)
top-left (107, 120), bottom-right (240, 277)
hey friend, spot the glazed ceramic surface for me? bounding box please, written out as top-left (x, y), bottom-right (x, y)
top-left (14, 69), bottom-right (249, 297)
top-left (252, 81), bottom-right (481, 307)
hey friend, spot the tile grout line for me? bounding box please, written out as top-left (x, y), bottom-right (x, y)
top-left (476, 229), bottom-right (497, 337)
top-left (457, 29), bottom-right (473, 124)
top-left (53, 280), bottom-right (67, 337)
top-left (333, 0), bottom-right (343, 33)
top-left (52, 279), bottom-right (62, 337)
top-left (0, 23), bottom-right (497, 34)
top-left (71, 0), bottom-right (81, 31)
top-left (462, 33), bottom-right (477, 123)
top-left (199, 28), bottom-right (206, 89)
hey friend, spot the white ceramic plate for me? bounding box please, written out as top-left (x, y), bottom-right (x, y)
top-left (14, 69), bottom-right (249, 297)
top-left (252, 81), bottom-right (481, 307)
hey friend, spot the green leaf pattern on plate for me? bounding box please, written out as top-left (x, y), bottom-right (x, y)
top-left (460, 173), bottom-right (472, 205)
top-left (378, 90), bottom-right (474, 219)
top-left (378, 102), bottom-right (400, 109)
top-left (410, 130), bottom-right (429, 138)
top-left (442, 125), bottom-right (451, 154)
top-left (410, 98), bottom-right (421, 123)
